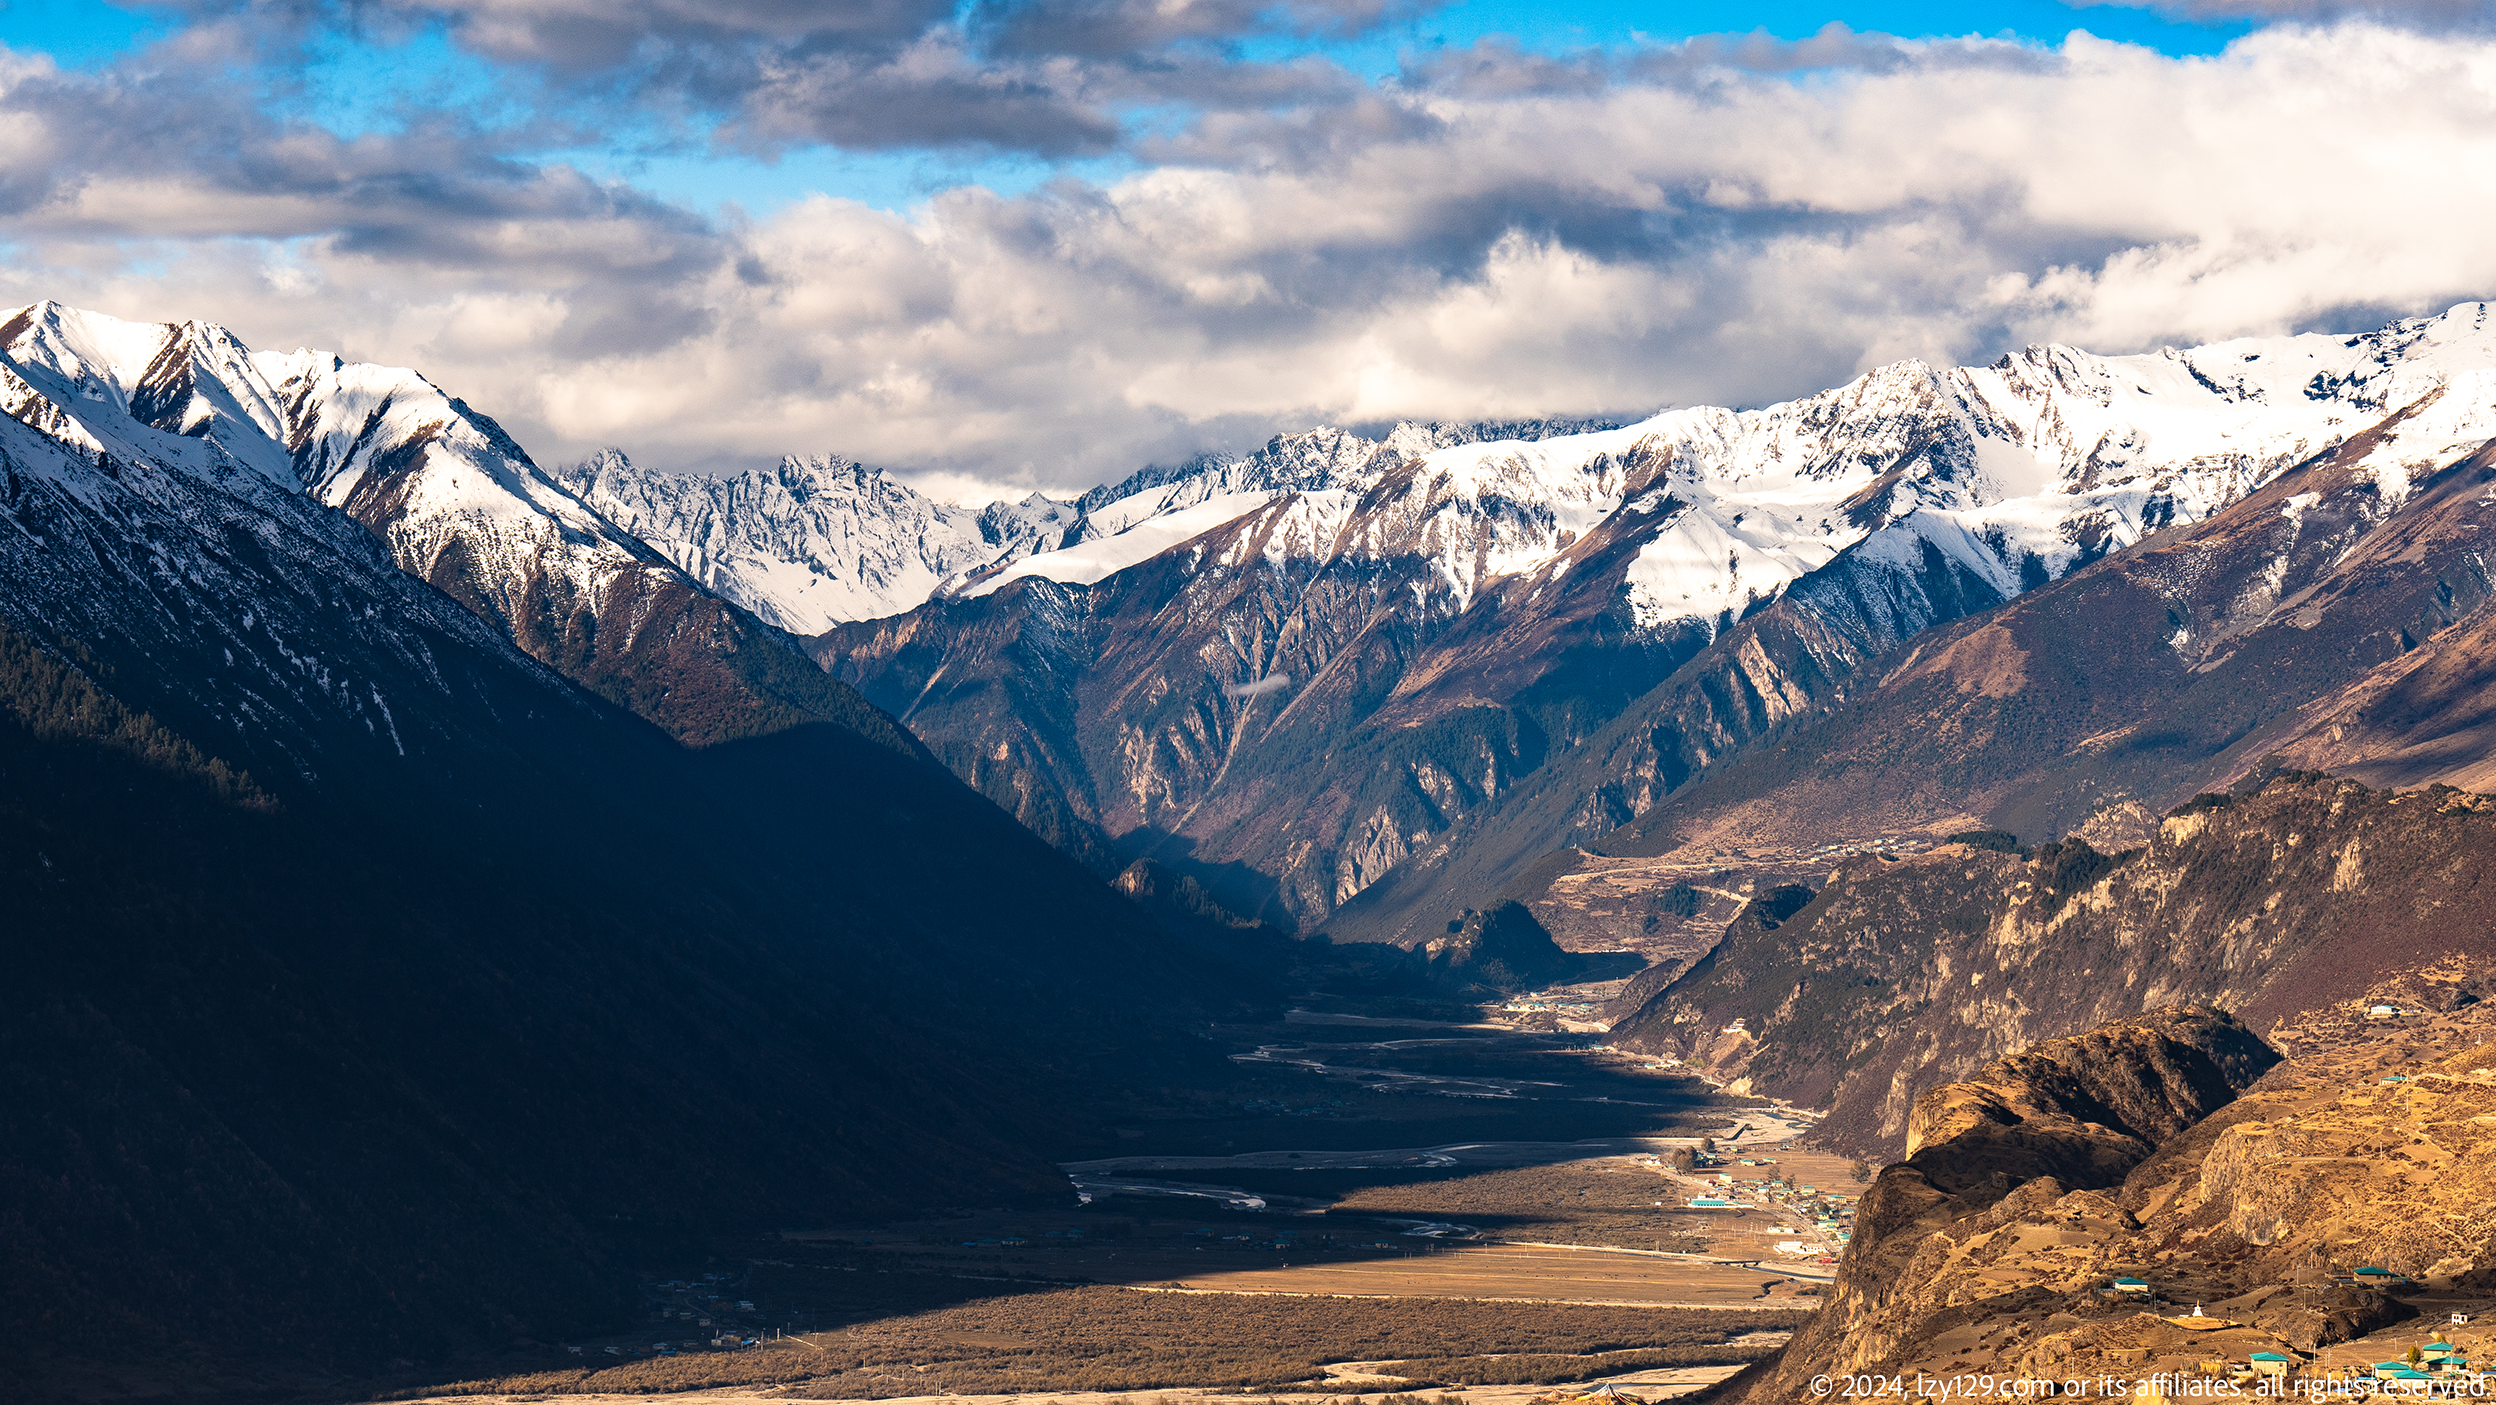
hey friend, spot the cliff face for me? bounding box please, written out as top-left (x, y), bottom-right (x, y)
top-left (1730, 1009), bottom-right (2278, 1401)
top-left (1727, 999), bottom-right (2496, 1402)
top-left (1322, 518), bottom-right (2025, 947)
top-left (1606, 774), bottom-right (2496, 1151)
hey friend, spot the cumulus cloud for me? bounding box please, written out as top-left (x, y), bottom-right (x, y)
top-left (2077, 0), bottom-right (2496, 30)
top-left (969, 0), bottom-right (1435, 61)
top-left (11, 24), bottom-right (2496, 496)
top-left (139, 0), bottom-right (1399, 157)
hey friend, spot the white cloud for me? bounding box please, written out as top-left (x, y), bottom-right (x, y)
top-left (10, 24), bottom-right (2496, 492)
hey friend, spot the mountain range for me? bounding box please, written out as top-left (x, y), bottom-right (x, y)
top-left (1458, 314), bottom-right (2496, 967)
top-left (43, 287), bottom-right (2470, 942)
top-left (795, 304), bottom-right (2496, 935)
top-left (12, 290), bottom-right (2496, 1397)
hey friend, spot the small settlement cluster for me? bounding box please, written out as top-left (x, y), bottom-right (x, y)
top-left (584, 1275), bottom-right (774, 1358)
top-left (1678, 1146), bottom-right (1856, 1257)
top-left (2095, 1274), bottom-right (2487, 1394)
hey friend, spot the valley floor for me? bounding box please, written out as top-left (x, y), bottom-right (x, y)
top-left (347, 987), bottom-right (1827, 1405)
top-left (388, 1358), bottom-right (1764, 1405)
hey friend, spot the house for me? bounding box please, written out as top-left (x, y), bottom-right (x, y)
top-left (2249, 1353), bottom-right (2292, 1377)
top-left (2355, 1266), bottom-right (2406, 1285)
top-left (2113, 1277), bottom-right (2153, 1295)
top-left (2368, 1005), bottom-right (2403, 1020)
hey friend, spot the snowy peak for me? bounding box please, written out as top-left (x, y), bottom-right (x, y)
top-left (954, 301), bottom-right (2496, 654)
top-left (0, 306), bottom-right (580, 789)
top-left (969, 418), bottom-right (1632, 604)
top-left (0, 299), bottom-right (933, 751)
top-left (0, 304), bottom-right (303, 480)
top-left (0, 301), bottom-right (644, 574)
top-left (0, 304), bottom-right (296, 494)
top-left (557, 451), bottom-right (1078, 633)
top-left (0, 301), bottom-right (179, 421)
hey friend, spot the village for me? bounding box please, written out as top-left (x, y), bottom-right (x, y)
top-left (2043, 1278), bottom-right (2494, 1396)
top-left (1676, 1147), bottom-right (1857, 1263)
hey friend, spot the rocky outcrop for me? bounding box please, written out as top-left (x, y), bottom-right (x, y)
top-left (1605, 775), bottom-right (2496, 1153)
top-left (1725, 1000), bottom-right (2496, 1401)
top-left (1421, 899), bottom-right (1582, 991)
top-left (1728, 1010), bottom-right (2278, 1402)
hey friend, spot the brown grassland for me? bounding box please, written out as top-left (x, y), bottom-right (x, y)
top-left (395, 1284), bottom-right (1808, 1399)
top-left (1308, 1162), bottom-right (1712, 1250)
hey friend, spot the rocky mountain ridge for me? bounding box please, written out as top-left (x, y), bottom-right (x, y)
top-left (1404, 331), bottom-right (2496, 958)
top-left (557, 449), bottom-right (1080, 633)
top-left (0, 300), bottom-right (867, 750)
top-left (823, 305), bottom-right (2496, 931)
top-left (1605, 774), bottom-right (2496, 1154)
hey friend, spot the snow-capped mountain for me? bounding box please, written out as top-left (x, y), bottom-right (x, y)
top-left (960, 419), bottom-right (1623, 599)
top-left (18, 291), bottom-right (2496, 937)
top-left (3, 300), bottom-right (668, 609)
top-left (973, 309), bottom-right (2496, 638)
top-left (819, 303), bottom-right (2496, 930)
top-left (551, 419), bottom-right (1630, 633)
top-left (0, 301), bottom-right (607, 782)
top-left (557, 450), bottom-right (1078, 633)
top-left (0, 300), bottom-right (866, 748)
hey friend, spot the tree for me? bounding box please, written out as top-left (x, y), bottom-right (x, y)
top-left (1849, 1161), bottom-right (1871, 1184)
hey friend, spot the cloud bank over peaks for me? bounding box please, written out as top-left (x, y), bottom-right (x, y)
top-left (9, 20), bottom-right (2496, 494)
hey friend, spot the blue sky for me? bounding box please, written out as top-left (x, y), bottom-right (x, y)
top-left (6, 0), bottom-right (2256, 216)
top-left (4, 0), bottom-right (169, 64)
